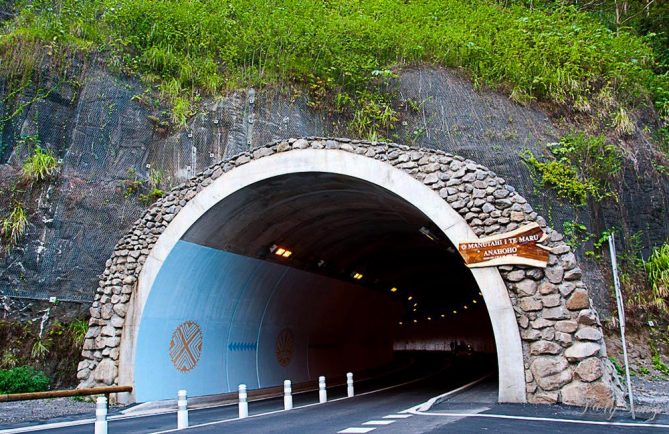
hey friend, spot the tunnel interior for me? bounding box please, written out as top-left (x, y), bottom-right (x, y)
top-left (134, 172), bottom-right (496, 401)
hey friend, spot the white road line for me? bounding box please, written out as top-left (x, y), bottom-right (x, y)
top-left (383, 414), bottom-right (411, 419)
top-left (338, 428), bottom-right (376, 433)
top-left (404, 373), bottom-right (493, 413)
top-left (408, 409), bottom-right (669, 430)
top-left (363, 420), bottom-right (395, 425)
top-left (151, 371), bottom-right (442, 434)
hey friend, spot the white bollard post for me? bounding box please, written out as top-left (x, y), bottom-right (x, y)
top-left (346, 372), bottom-right (354, 398)
top-left (238, 384), bottom-right (248, 419)
top-left (284, 380), bottom-right (293, 410)
top-left (94, 396), bottom-right (107, 434)
top-left (177, 389), bottom-right (189, 429)
top-left (318, 376), bottom-right (327, 403)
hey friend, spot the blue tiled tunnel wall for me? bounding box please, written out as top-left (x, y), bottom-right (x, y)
top-left (135, 240), bottom-right (401, 402)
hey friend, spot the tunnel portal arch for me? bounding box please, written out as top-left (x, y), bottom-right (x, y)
top-left (79, 138), bottom-right (621, 408)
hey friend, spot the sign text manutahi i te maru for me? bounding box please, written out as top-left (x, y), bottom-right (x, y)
top-left (458, 222), bottom-right (553, 268)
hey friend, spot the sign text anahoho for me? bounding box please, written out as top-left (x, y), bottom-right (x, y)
top-left (458, 222), bottom-right (552, 268)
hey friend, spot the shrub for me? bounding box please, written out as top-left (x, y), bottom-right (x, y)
top-left (139, 168), bottom-right (165, 205)
top-left (67, 320), bottom-right (88, 345)
top-left (1, 203), bottom-right (28, 250)
top-left (645, 243), bottom-right (669, 310)
top-left (22, 146), bottom-right (59, 183)
top-left (521, 132), bottom-right (622, 205)
top-left (0, 366), bottom-right (49, 394)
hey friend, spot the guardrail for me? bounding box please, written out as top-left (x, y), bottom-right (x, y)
top-left (0, 385), bottom-right (133, 403)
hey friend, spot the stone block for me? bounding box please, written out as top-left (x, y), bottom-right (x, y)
top-left (519, 297), bottom-right (543, 312)
top-left (94, 359), bottom-right (117, 385)
top-left (545, 265), bottom-right (564, 284)
top-left (555, 332), bottom-right (573, 346)
top-left (530, 340), bottom-right (562, 355)
top-left (560, 381), bottom-right (614, 408)
top-left (565, 342), bottom-right (601, 362)
top-left (539, 282), bottom-right (557, 295)
top-left (577, 310), bottom-right (597, 326)
top-left (575, 327), bottom-right (602, 342)
top-left (542, 294), bottom-right (561, 308)
top-left (555, 320), bottom-right (578, 333)
top-left (575, 357), bottom-right (604, 382)
top-left (516, 280), bottom-right (538, 296)
top-left (531, 318), bottom-right (554, 329)
top-left (566, 289), bottom-right (590, 310)
top-left (506, 270), bottom-right (525, 282)
top-left (543, 306), bottom-right (569, 320)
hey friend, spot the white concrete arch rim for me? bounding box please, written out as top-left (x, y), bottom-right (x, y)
top-left (119, 148), bottom-right (527, 403)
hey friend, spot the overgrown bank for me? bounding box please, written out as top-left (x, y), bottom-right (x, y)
top-left (1, 0), bottom-right (668, 135)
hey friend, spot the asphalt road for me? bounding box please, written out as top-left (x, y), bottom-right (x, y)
top-left (9, 355), bottom-right (476, 434)
top-left (5, 355), bottom-right (669, 434)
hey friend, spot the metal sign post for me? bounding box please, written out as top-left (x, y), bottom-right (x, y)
top-left (608, 233), bottom-right (635, 419)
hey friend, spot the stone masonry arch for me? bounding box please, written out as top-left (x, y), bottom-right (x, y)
top-left (79, 137), bottom-right (622, 407)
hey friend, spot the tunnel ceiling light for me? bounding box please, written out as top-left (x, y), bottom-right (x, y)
top-left (407, 296), bottom-right (413, 301)
top-left (427, 316), bottom-right (432, 321)
top-left (464, 305), bottom-right (468, 309)
top-left (419, 226), bottom-right (437, 241)
top-left (352, 272), bottom-right (363, 280)
top-left (473, 299), bottom-right (478, 304)
top-left (398, 321), bottom-right (403, 325)
top-left (413, 303), bottom-right (418, 307)
top-left (413, 319), bottom-right (418, 323)
top-left (440, 314), bottom-right (445, 318)
top-left (390, 287), bottom-right (398, 293)
top-left (413, 308), bottom-right (417, 312)
top-left (271, 245), bottom-right (293, 258)
top-left (453, 310), bottom-right (457, 314)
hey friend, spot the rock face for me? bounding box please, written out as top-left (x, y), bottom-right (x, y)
top-left (73, 138), bottom-right (623, 408)
top-left (1, 66), bottom-right (667, 321)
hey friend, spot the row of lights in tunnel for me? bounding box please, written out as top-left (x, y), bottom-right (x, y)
top-left (397, 293), bottom-right (483, 326)
top-left (269, 227), bottom-right (482, 325)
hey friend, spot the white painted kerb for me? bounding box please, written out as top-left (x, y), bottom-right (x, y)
top-left (119, 149), bottom-right (526, 403)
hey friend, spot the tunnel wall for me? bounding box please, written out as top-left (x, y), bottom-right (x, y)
top-left (134, 240), bottom-right (399, 402)
top-left (79, 138), bottom-right (623, 408)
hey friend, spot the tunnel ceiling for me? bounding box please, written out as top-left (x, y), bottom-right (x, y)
top-left (182, 172), bottom-right (483, 317)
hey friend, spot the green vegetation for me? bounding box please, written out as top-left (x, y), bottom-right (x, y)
top-left (618, 241), bottom-right (669, 324)
top-left (0, 366), bottom-right (49, 394)
top-left (521, 132), bottom-right (622, 205)
top-left (122, 168), bottom-right (143, 199)
top-left (609, 356), bottom-right (625, 376)
top-left (0, 319), bottom-right (90, 389)
top-left (2, 0), bottom-right (667, 132)
top-left (1, 202), bottom-right (28, 251)
top-left (139, 168), bottom-right (166, 205)
top-left (645, 243), bottom-right (669, 312)
top-left (30, 338), bottom-right (50, 361)
top-left (21, 146), bottom-right (59, 183)
top-left (561, 221), bottom-right (611, 258)
top-left (67, 320), bottom-right (89, 345)
top-left (652, 353), bottom-right (669, 377)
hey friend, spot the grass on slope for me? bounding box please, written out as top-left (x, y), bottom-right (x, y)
top-left (1, 0), bottom-right (668, 129)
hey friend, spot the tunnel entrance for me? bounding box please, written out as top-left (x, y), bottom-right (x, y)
top-left (83, 139), bottom-right (620, 409)
top-left (133, 173), bottom-right (496, 401)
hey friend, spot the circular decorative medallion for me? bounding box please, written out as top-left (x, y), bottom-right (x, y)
top-left (169, 321), bottom-right (203, 372)
top-left (275, 328), bottom-right (294, 367)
